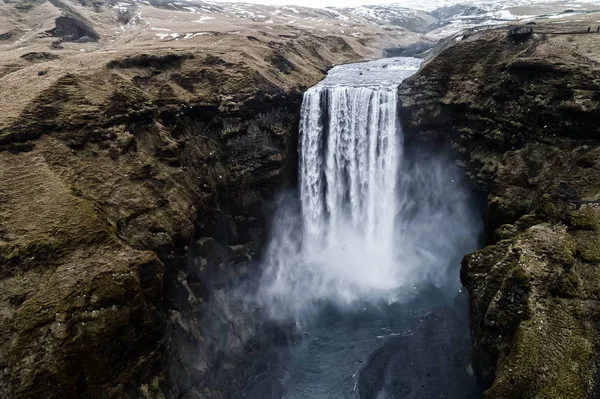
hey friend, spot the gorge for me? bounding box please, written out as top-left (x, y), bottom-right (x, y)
top-left (242, 56), bottom-right (483, 398)
top-left (2, 0), bottom-right (600, 398)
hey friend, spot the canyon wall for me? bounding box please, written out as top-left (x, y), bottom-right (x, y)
top-left (0, 34), bottom-right (366, 398)
top-left (399, 25), bottom-right (600, 399)
top-left (6, 1), bottom-right (600, 398)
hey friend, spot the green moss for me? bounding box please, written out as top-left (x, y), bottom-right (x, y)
top-left (571, 231), bottom-right (600, 262)
top-left (1, 239), bottom-right (64, 272)
top-left (484, 128), bottom-right (506, 147)
top-left (509, 266), bottom-right (532, 290)
top-left (536, 334), bottom-right (594, 399)
top-left (536, 196), bottom-right (564, 223)
top-left (562, 234), bottom-right (577, 266)
top-left (515, 213), bottom-right (542, 231)
top-left (490, 314), bottom-right (594, 399)
top-left (470, 151), bottom-right (501, 179)
top-left (549, 271), bottom-right (580, 298)
top-left (496, 223), bottom-right (519, 241)
top-left (518, 224), bottom-right (575, 265)
top-left (568, 206), bottom-right (600, 231)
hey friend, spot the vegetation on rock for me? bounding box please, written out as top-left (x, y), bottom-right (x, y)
top-left (400, 22), bottom-right (600, 399)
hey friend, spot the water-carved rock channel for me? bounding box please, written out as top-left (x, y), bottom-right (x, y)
top-left (241, 58), bottom-right (485, 398)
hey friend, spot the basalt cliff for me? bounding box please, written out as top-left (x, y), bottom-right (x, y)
top-left (400, 20), bottom-right (600, 399)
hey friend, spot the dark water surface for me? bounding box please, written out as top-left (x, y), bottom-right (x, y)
top-left (241, 287), bottom-right (482, 399)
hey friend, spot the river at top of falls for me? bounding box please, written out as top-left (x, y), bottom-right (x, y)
top-left (243, 57), bottom-right (483, 398)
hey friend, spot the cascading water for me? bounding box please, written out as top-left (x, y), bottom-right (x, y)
top-left (245, 57), bottom-right (483, 398)
top-left (259, 57), bottom-right (481, 315)
top-left (300, 85), bottom-right (400, 293)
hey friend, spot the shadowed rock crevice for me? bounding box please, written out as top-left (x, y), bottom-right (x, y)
top-left (47, 15), bottom-right (99, 42)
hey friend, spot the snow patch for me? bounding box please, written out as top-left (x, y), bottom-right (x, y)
top-left (194, 16), bottom-right (215, 23)
top-left (282, 6), bottom-right (300, 14)
top-left (155, 32), bottom-right (181, 39)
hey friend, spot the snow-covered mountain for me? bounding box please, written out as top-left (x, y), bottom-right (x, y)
top-left (420, 0), bottom-right (600, 37)
top-left (118, 0), bottom-right (600, 39)
top-left (2, 0), bottom-right (600, 70)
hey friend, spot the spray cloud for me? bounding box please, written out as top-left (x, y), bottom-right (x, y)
top-left (258, 58), bottom-right (482, 318)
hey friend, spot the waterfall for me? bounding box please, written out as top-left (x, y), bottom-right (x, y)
top-left (299, 85), bottom-right (400, 289)
top-left (259, 58), bottom-right (481, 317)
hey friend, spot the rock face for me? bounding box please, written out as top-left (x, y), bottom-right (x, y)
top-left (399, 23), bottom-right (600, 399)
top-left (0, 56), bottom-right (296, 399)
top-left (0, 4), bottom-right (387, 394)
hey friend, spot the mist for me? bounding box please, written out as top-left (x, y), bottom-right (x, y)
top-left (256, 58), bottom-right (483, 320)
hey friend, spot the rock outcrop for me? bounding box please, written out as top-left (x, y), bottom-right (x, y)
top-left (0, 53), bottom-right (300, 399)
top-left (399, 21), bottom-right (600, 399)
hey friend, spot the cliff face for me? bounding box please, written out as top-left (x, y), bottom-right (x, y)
top-left (399, 22), bottom-right (600, 399)
top-left (0, 23), bottom-right (367, 399)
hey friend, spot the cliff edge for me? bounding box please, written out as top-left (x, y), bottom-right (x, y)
top-left (400, 17), bottom-right (600, 399)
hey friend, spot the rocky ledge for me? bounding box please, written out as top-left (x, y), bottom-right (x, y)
top-left (399, 19), bottom-right (600, 399)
